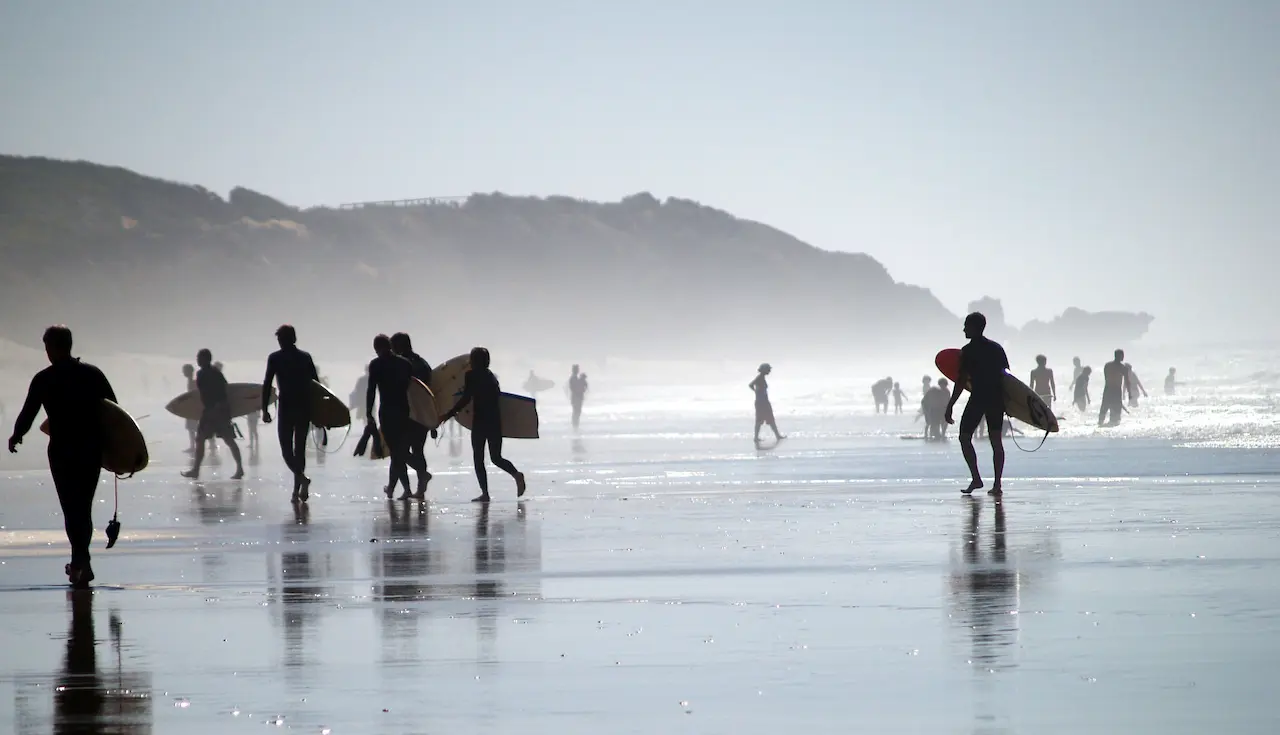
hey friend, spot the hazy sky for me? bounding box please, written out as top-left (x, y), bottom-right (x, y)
top-left (2, 1), bottom-right (1277, 342)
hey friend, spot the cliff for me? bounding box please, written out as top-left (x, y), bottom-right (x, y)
top-left (0, 156), bottom-right (1152, 362)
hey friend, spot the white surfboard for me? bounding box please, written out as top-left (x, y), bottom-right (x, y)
top-left (166, 383), bottom-right (276, 422)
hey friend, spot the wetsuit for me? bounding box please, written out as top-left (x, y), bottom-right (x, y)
top-left (12, 358), bottom-right (117, 569)
top-left (195, 365), bottom-right (234, 442)
top-left (263, 346), bottom-right (318, 481)
top-left (568, 374), bottom-right (588, 429)
top-left (958, 336), bottom-right (1009, 438)
top-left (400, 350), bottom-right (433, 486)
top-left (455, 368), bottom-right (519, 494)
top-left (368, 353), bottom-right (413, 494)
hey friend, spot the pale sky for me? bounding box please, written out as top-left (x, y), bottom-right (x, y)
top-left (2, 1), bottom-right (1277, 343)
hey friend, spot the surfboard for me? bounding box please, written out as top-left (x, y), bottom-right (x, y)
top-left (454, 392), bottom-right (540, 439)
top-left (430, 354), bottom-right (472, 417)
top-left (408, 377), bottom-right (439, 429)
top-left (934, 348), bottom-right (1059, 433)
top-left (310, 380), bottom-right (351, 429)
top-left (40, 399), bottom-right (149, 476)
top-left (165, 383), bottom-right (276, 422)
top-left (523, 377), bottom-right (555, 393)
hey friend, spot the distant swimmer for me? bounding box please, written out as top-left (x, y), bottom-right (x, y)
top-left (921, 375), bottom-right (933, 398)
top-left (749, 363), bottom-right (785, 444)
top-left (1165, 367), bottom-right (1179, 396)
top-left (1124, 363), bottom-right (1147, 408)
top-left (892, 382), bottom-right (906, 415)
top-left (1029, 355), bottom-right (1056, 406)
top-left (182, 349), bottom-right (245, 480)
top-left (262, 324), bottom-right (319, 503)
top-left (440, 347), bottom-right (527, 503)
top-left (8, 326), bottom-right (118, 588)
top-left (872, 377), bottom-right (893, 414)
top-left (923, 378), bottom-right (950, 440)
top-left (567, 364), bottom-right (589, 431)
top-left (1074, 367), bottom-right (1092, 411)
top-left (523, 370), bottom-right (552, 396)
top-left (1098, 350), bottom-right (1129, 426)
top-left (945, 312), bottom-right (1009, 496)
top-left (1067, 357), bottom-right (1084, 394)
top-left (367, 334), bottom-right (414, 499)
top-left (350, 365), bottom-right (370, 423)
top-left (181, 363), bottom-right (198, 454)
top-left (392, 332), bottom-right (436, 499)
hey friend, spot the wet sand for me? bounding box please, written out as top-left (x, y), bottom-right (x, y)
top-left (2, 431), bottom-right (1279, 733)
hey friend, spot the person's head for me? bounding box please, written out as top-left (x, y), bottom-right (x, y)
top-left (470, 346), bottom-right (491, 370)
top-left (963, 312), bottom-right (986, 339)
top-left (42, 325), bottom-right (73, 362)
top-left (1114, 349), bottom-right (1125, 362)
top-left (182, 363), bottom-right (194, 378)
top-left (938, 378), bottom-right (949, 389)
top-left (759, 363), bottom-right (772, 375)
top-left (1073, 356), bottom-right (1082, 367)
top-left (1083, 366), bottom-right (1092, 376)
top-left (1036, 354), bottom-right (1047, 367)
top-left (893, 381), bottom-right (900, 389)
top-left (571, 364), bottom-right (580, 375)
top-left (1169, 367), bottom-right (1176, 375)
top-left (373, 333), bottom-right (392, 357)
top-left (196, 348), bottom-right (213, 368)
top-left (276, 324), bottom-right (297, 348)
top-left (390, 332), bottom-right (411, 355)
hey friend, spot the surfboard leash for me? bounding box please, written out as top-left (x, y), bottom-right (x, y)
top-left (308, 423), bottom-right (353, 455)
top-left (1009, 429), bottom-right (1051, 453)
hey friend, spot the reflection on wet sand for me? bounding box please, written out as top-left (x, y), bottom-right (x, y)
top-left (14, 591), bottom-right (153, 734)
top-left (270, 503), bottom-right (332, 672)
top-left (949, 498), bottom-right (1019, 671)
top-left (189, 483), bottom-right (245, 526)
top-left (373, 499), bottom-right (438, 662)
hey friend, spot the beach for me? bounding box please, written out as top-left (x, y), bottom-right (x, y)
top-left (3, 359), bottom-right (1280, 733)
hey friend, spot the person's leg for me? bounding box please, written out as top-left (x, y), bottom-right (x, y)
top-left (408, 425), bottom-right (431, 498)
top-left (471, 430), bottom-right (490, 502)
top-left (487, 434), bottom-right (526, 497)
top-left (278, 416), bottom-right (298, 475)
top-left (290, 416), bottom-right (311, 499)
top-left (222, 429), bottom-right (244, 478)
top-left (183, 426), bottom-right (209, 478)
top-left (51, 457), bottom-right (100, 585)
top-left (986, 409), bottom-right (1005, 495)
top-left (754, 414), bottom-right (764, 442)
top-left (958, 403), bottom-right (984, 493)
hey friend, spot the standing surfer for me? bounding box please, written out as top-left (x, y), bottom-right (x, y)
top-left (8, 326), bottom-right (118, 588)
top-left (944, 312), bottom-right (1010, 496)
top-left (1073, 366), bottom-right (1093, 411)
top-left (181, 349), bottom-right (245, 480)
top-left (440, 347), bottom-right (527, 503)
top-left (392, 332), bottom-right (436, 499)
top-left (262, 324), bottom-right (319, 502)
top-left (1029, 355), bottom-right (1056, 407)
top-left (1164, 367), bottom-right (1178, 396)
top-left (367, 334), bottom-right (414, 499)
top-left (749, 363), bottom-right (785, 444)
top-left (1098, 350), bottom-right (1129, 426)
top-left (1124, 363), bottom-right (1147, 407)
top-left (567, 365), bottom-right (589, 431)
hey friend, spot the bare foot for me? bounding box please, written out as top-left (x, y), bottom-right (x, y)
top-left (516, 472), bottom-right (527, 498)
top-left (181, 470), bottom-right (199, 479)
top-left (299, 477), bottom-right (311, 502)
top-left (987, 485), bottom-right (1003, 497)
top-left (471, 494), bottom-right (491, 503)
top-left (962, 479), bottom-right (984, 494)
top-left (231, 468), bottom-right (244, 480)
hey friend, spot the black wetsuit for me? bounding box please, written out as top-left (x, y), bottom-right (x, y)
top-left (399, 350), bottom-right (433, 484)
top-left (368, 353), bottom-right (413, 493)
top-left (195, 366), bottom-right (234, 441)
top-left (12, 358), bottom-right (117, 568)
top-left (454, 368), bottom-right (518, 493)
top-left (263, 346), bottom-right (318, 481)
top-left (958, 336), bottom-right (1009, 438)
top-left (568, 374), bottom-right (588, 429)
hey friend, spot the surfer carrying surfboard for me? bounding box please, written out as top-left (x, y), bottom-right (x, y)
top-left (367, 334), bottom-right (415, 499)
top-left (440, 347), bottom-right (527, 503)
top-left (944, 313), bottom-right (1010, 496)
top-left (181, 349), bottom-right (245, 480)
top-left (391, 332), bottom-right (435, 498)
top-left (262, 324), bottom-right (320, 502)
top-left (8, 325), bottom-right (118, 588)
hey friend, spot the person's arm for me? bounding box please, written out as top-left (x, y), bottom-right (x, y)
top-left (440, 373), bottom-right (474, 423)
top-left (1136, 373), bottom-right (1147, 396)
top-left (365, 363), bottom-right (378, 423)
top-left (9, 374), bottom-right (44, 451)
top-left (261, 355), bottom-right (277, 417)
top-left (100, 368), bottom-right (118, 405)
top-left (1049, 370), bottom-right (1057, 400)
top-left (944, 369), bottom-right (966, 423)
top-left (749, 376), bottom-right (760, 392)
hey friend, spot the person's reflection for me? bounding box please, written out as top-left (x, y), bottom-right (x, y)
top-left (190, 482), bottom-right (245, 526)
top-left (275, 502), bottom-right (325, 671)
top-left (54, 591), bottom-right (153, 734)
top-left (571, 438), bottom-right (587, 461)
top-left (473, 503), bottom-right (503, 655)
top-left (448, 435), bottom-right (463, 462)
top-left (950, 497), bottom-right (1018, 671)
top-left (373, 499), bottom-right (435, 660)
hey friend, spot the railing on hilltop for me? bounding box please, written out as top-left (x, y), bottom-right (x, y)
top-left (338, 196), bottom-right (468, 210)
